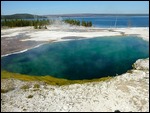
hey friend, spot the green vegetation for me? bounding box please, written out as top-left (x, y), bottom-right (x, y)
top-left (1, 19), bottom-right (49, 29)
top-left (64, 19), bottom-right (92, 27)
top-left (20, 85), bottom-right (30, 90)
top-left (1, 83), bottom-right (15, 93)
top-left (33, 84), bottom-right (40, 88)
top-left (81, 20), bottom-right (92, 27)
top-left (1, 70), bottom-right (112, 86)
top-left (1, 87), bottom-right (15, 93)
top-left (1, 14), bottom-right (47, 19)
top-left (1, 18), bottom-right (92, 29)
top-left (64, 19), bottom-right (80, 26)
top-left (1, 89), bottom-right (9, 93)
top-left (27, 95), bottom-right (33, 98)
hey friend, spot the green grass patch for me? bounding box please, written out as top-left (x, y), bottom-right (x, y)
top-left (1, 70), bottom-right (112, 86)
top-left (20, 85), bottom-right (30, 90)
top-left (33, 84), bottom-right (40, 88)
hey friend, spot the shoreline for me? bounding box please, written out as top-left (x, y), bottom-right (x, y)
top-left (1, 58), bottom-right (149, 112)
top-left (1, 26), bottom-right (149, 57)
top-left (21, 26), bottom-right (149, 42)
top-left (1, 42), bottom-right (48, 57)
top-left (1, 25), bottom-right (149, 112)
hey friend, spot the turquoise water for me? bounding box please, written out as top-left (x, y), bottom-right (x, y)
top-left (1, 36), bottom-right (149, 80)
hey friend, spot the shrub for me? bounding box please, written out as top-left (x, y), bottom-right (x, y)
top-left (27, 95), bottom-right (33, 98)
top-left (114, 110), bottom-right (120, 112)
top-left (21, 85), bottom-right (30, 90)
top-left (33, 84), bottom-right (40, 88)
top-left (1, 87), bottom-right (14, 93)
top-left (1, 89), bottom-right (8, 93)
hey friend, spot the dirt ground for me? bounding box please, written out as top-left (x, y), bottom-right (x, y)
top-left (1, 36), bottom-right (46, 55)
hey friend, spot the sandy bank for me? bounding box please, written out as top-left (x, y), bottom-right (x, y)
top-left (1, 26), bottom-right (149, 42)
top-left (20, 26), bottom-right (149, 42)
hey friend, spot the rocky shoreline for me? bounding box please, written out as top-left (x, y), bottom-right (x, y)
top-left (1, 58), bottom-right (149, 112)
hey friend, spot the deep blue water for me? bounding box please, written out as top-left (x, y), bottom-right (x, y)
top-left (1, 36), bottom-right (149, 80)
top-left (62, 16), bottom-right (149, 28)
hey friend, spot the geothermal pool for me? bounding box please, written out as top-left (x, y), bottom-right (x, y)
top-left (1, 36), bottom-right (149, 80)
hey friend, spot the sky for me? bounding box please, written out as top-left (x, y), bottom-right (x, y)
top-left (1, 1), bottom-right (149, 15)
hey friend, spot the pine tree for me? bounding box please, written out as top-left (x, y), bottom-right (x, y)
top-left (89, 21), bottom-right (92, 27)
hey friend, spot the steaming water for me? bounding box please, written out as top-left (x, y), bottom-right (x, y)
top-left (1, 36), bottom-right (149, 80)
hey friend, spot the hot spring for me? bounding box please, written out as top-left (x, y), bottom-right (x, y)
top-left (1, 36), bottom-right (149, 80)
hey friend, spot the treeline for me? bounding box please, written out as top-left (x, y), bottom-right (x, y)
top-left (1, 14), bottom-right (47, 19)
top-left (64, 19), bottom-right (92, 27)
top-left (64, 19), bottom-right (80, 26)
top-left (1, 19), bottom-right (49, 29)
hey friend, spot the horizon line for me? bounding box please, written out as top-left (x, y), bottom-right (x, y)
top-left (2, 13), bottom-right (149, 16)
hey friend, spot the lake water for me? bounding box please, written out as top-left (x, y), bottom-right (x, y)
top-left (2, 16), bottom-right (148, 28)
top-left (1, 36), bottom-right (149, 80)
top-left (62, 16), bottom-right (149, 28)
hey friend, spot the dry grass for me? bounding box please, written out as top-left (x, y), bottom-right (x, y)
top-left (1, 89), bottom-right (9, 93)
top-left (33, 84), bottom-right (40, 88)
top-left (20, 85), bottom-right (30, 90)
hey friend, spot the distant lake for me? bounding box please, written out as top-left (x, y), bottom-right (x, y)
top-left (1, 16), bottom-right (149, 28)
top-left (62, 16), bottom-right (149, 28)
top-left (1, 36), bottom-right (149, 80)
